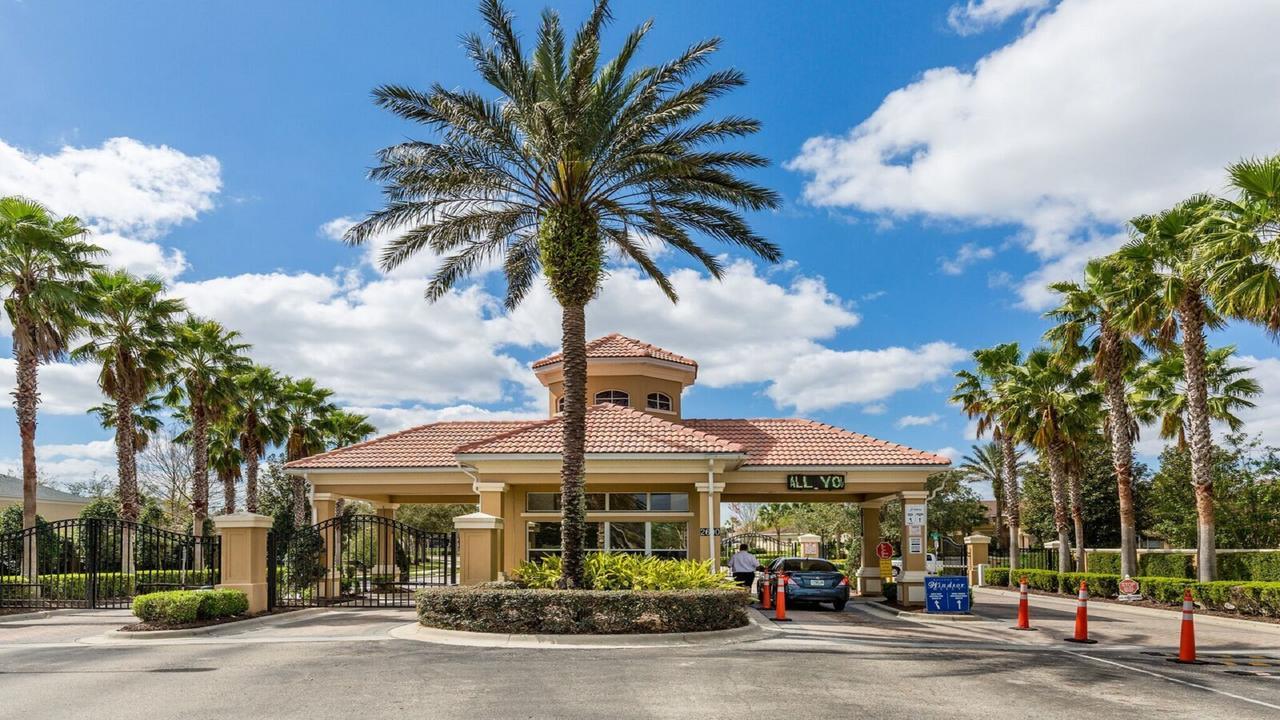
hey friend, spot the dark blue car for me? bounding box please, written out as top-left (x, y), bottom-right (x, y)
top-left (758, 557), bottom-right (850, 611)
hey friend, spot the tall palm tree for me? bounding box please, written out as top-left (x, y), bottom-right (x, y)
top-left (951, 343), bottom-right (1024, 569)
top-left (1045, 257), bottom-right (1146, 578)
top-left (1111, 196), bottom-right (1226, 580)
top-left (344, 0), bottom-right (781, 587)
top-left (0, 196), bottom-right (101, 541)
top-left (166, 317), bottom-right (249, 539)
top-left (1130, 345), bottom-right (1260, 449)
top-left (231, 365), bottom-right (287, 514)
top-left (74, 272), bottom-right (185, 522)
top-left (999, 349), bottom-right (1101, 572)
top-left (89, 395), bottom-right (165, 454)
top-left (324, 409), bottom-right (376, 449)
top-left (208, 419), bottom-right (243, 515)
top-left (282, 377), bottom-right (336, 526)
top-left (958, 442), bottom-right (1009, 549)
top-left (1203, 154), bottom-right (1280, 332)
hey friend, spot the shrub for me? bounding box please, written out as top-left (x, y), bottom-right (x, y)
top-left (1218, 552), bottom-right (1280, 582)
top-left (1017, 569), bottom-right (1061, 592)
top-left (416, 585), bottom-right (750, 634)
top-left (515, 553), bottom-right (738, 591)
top-left (1139, 553), bottom-right (1193, 579)
top-left (882, 581), bottom-right (897, 603)
top-left (982, 567), bottom-right (1010, 586)
top-left (131, 589), bottom-right (249, 625)
top-left (1086, 552), bottom-right (1120, 575)
top-left (1060, 572), bottom-right (1119, 597)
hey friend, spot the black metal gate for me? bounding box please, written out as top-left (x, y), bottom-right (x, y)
top-left (269, 514), bottom-right (456, 609)
top-left (720, 533), bottom-right (797, 564)
top-left (0, 518), bottom-right (220, 609)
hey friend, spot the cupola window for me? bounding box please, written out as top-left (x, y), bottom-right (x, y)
top-left (594, 389), bottom-right (630, 407)
top-left (646, 392), bottom-right (673, 412)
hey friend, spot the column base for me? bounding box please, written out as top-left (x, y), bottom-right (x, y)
top-left (217, 582), bottom-right (268, 614)
top-left (854, 567), bottom-right (883, 596)
top-left (897, 570), bottom-right (926, 606)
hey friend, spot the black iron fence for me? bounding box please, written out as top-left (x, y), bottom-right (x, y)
top-left (270, 514), bottom-right (456, 609)
top-left (0, 518), bottom-right (220, 609)
top-left (720, 533), bottom-right (854, 565)
top-left (987, 547), bottom-right (1058, 572)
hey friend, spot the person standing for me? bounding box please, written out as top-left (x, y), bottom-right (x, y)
top-left (728, 543), bottom-right (761, 589)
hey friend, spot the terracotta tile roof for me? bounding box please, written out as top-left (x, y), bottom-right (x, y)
top-left (682, 418), bottom-right (952, 467)
top-left (455, 403), bottom-right (743, 455)
top-left (285, 421), bottom-right (538, 469)
top-left (531, 333), bottom-right (698, 370)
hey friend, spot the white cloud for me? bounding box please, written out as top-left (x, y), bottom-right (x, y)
top-left (92, 231), bottom-right (189, 282)
top-left (939, 243), bottom-right (995, 276)
top-left (1228, 356), bottom-right (1280, 451)
top-left (0, 360), bottom-right (103, 415)
top-left (897, 413), bottom-right (942, 428)
top-left (947, 0), bottom-right (1050, 35)
top-left (789, 0), bottom-right (1280, 308)
top-left (933, 446), bottom-right (963, 462)
top-left (764, 342), bottom-right (968, 413)
top-left (0, 439), bottom-right (117, 483)
top-left (319, 216), bottom-right (357, 242)
top-left (343, 404), bottom-right (539, 435)
top-left (0, 137), bottom-right (220, 239)
top-left (861, 403), bottom-right (888, 415)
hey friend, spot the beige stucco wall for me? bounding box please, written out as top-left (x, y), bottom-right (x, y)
top-left (546, 373), bottom-right (687, 419)
top-left (0, 498), bottom-right (88, 521)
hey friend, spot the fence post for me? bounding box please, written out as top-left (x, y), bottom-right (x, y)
top-left (964, 533), bottom-right (990, 586)
top-left (212, 512), bottom-right (273, 614)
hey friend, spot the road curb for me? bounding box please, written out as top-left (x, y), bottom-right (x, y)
top-left (391, 611), bottom-right (772, 649)
top-left (0, 608), bottom-right (85, 623)
top-left (974, 586), bottom-right (1280, 633)
top-left (93, 607), bottom-right (329, 641)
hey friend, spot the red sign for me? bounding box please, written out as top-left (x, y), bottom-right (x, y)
top-left (1119, 577), bottom-right (1140, 595)
top-left (876, 542), bottom-right (894, 559)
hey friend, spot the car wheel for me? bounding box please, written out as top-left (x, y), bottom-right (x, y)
top-left (831, 599), bottom-right (847, 612)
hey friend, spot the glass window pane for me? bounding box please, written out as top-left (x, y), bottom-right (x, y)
top-left (594, 390), bottom-right (630, 407)
top-left (651, 522), bottom-right (687, 551)
top-left (585, 522), bottom-right (605, 550)
top-left (585, 493), bottom-right (606, 511)
top-left (646, 393), bottom-right (672, 411)
top-left (526, 493), bottom-right (559, 512)
top-left (648, 493), bottom-right (689, 512)
top-left (609, 522), bottom-right (645, 551)
top-left (608, 493), bottom-right (648, 512)
top-left (526, 522), bottom-right (561, 549)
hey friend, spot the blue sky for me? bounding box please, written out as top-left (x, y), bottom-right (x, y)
top-left (2, 0), bottom-right (1279, 485)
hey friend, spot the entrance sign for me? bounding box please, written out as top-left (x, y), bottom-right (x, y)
top-left (908, 537), bottom-right (923, 554)
top-left (1118, 576), bottom-right (1141, 601)
top-left (875, 542), bottom-right (894, 559)
top-left (786, 474), bottom-right (845, 490)
top-left (904, 505), bottom-right (926, 527)
top-left (925, 576), bottom-right (970, 613)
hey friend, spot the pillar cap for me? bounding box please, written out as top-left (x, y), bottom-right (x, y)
top-left (899, 490), bottom-right (929, 500)
top-left (454, 512), bottom-right (503, 530)
top-left (797, 533), bottom-right (821, 543)
top-left (212, 512), bottom-right (274, 530)
top-left (964, 533), bottom-right (991, 545)
top-left (1044, 540), bottom-right (1061, 549)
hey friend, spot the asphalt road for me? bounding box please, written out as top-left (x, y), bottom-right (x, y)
top-left (2, 600), bottom-right (1278, 720)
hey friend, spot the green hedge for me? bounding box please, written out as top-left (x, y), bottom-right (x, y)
top-left (979, 567), bottom-right (1280, 617)
top-left (1219, 553), bottom-right (1280, 582)
top-left (131, 589), bottom-right (248, 625)
top-left (1087, 552), bottom-right (1120, 575)
top-left (1082, 552), bottom-right (1280, 582)
top-left (416, 585), bottom-right (751, 634)
top-left (0, 570), bottom-right (217, 601)
top-left (1140, 554), bottom-right (1193, 579)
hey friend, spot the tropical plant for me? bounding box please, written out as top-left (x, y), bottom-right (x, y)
top-left (1129, 345), bottom-right (1260, 448)
top-left (1202, 154), bottom-right (1280, 332)
top-left (951, 342), bottom-right (1024, 569)
top-left (958, 441), bottom-right (1021, 549)
top-left (343, 0), bottom-right (781, 587)
top-left (89, 395), bottom-right (165, 453)
top-left (209, 419), bottom-right (243, 515)
top-left (324, 409), bottom-right (376, 449)
top-left (998, 349), bottom-right (1101, 571)
top-left (230, 364), bottom-right (288, 513)
top-left (166, 317), bottom-right (249, 538)
top-left (74, 272), bottom-right (185, 522)
top-left (1110, 196), bottom-right (1224, 580)
top-left (281, 377), bottom-right (336, 525)
top-left (0, 196), bottom-right (100, 540)
top-left (1045, 257), bottom-right (1146, 578)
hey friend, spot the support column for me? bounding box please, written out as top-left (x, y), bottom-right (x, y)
top-left (311, 493), bottom-right (341, 597)
top-left (964, 533), bottom-right (990, 586)
top-left (213, 512), bottom-right (273, 614)
top-left (856, 500), bottom-right (884, 596)
top-left (693, 478), bottom-right (724, 571)
top-left (373, 503), bottom-right (400, 578)
top-left (454, 512), bottom-right (502, 585)
top-left (797, 534), bottom-right (821, 558)
top-left (899, 490), bottom-right (929, 606)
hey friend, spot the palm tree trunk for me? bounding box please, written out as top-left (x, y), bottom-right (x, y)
top-left (244, 437), bottom-right (260, 514)
top-left (115, 395), bottom-right (140, 522)
top-left (1046, 441), bottom-right (1072, 571)
top-left (1178, 292), bottom-right (1216, 581)
top-left (221, 469), bottom-right (236, 514)
top-left (558, 302), bottom-right (589, 589)
top-left (191, 402), bottom-right (209, 540)
top-left (1069, 469), bottom-right (1086, 572)
top-left (289, 432), bottom-right (309, 528)
top-left (993, 491), bottom-right (1004, 551)
top-left (1100, 324), bottom-right (1140, 578)
top-left (14, 336), bottom-right (39, 580)
top-left (999, 432), bottom-right (1021, 571)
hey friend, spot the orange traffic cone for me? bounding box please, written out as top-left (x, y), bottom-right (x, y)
top-left (774, 575), bottom-right (791, 622)
top-left (1173, 588), bottom-right (1197, 663)
top-left (1014, 575), bottom-right (1034, 630)
top-left (762, 574), bottom-right (773, 610)
top-left (1064, 580), bottom-right (1097, 644)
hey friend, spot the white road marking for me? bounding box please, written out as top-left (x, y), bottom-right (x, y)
top-left (1063, 650), bottom-right (1280, 712)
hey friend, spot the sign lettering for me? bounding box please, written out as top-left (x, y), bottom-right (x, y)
top-left (925, 576), bottom-right (971, 614)
top-left (786, 474), bottom-right (846, 491)
top-left (698, 527), bottom-right (721, 537)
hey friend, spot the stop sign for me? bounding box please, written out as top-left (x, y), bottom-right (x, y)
top-left (876, 542), bottom-right (894, 559)
top-left (1119, 577), bottom-right (1140, 595)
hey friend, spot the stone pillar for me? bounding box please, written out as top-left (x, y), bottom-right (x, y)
top-left (454, 512), bottom-right (502, 585)
top-left (693, 480), bottom-right (724, 571)
top-left (213, 512), bottom-right (273, 614)
top-left (311, 493), bottom-right (341, 597)
top-left (965, 533), bottom-right (990, 586)
top-left (899, 490), bottom-right (929, 606)
top-left (474, 482), bottom-right (506, 517)
top-left (856, 500), bottom-right (883, 596)
top-left (373, 503), bottom-right (399, 577)
top-left (798, 534), bottom-right (821, 558)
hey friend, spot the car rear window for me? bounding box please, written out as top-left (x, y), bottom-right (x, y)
top-left (778, 559), bottom-right (838, 572)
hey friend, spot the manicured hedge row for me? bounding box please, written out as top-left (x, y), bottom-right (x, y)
top-left (980, 567), bottom-right (1280, 617)
top-left (1, 570), bottom-right (218, 600)
top-left (416, 585), bottom-right (751, 634)
top-left (132, 589), bottom-right (248, 625)
top-left (1087, 551), bottom-right (1280, 582)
